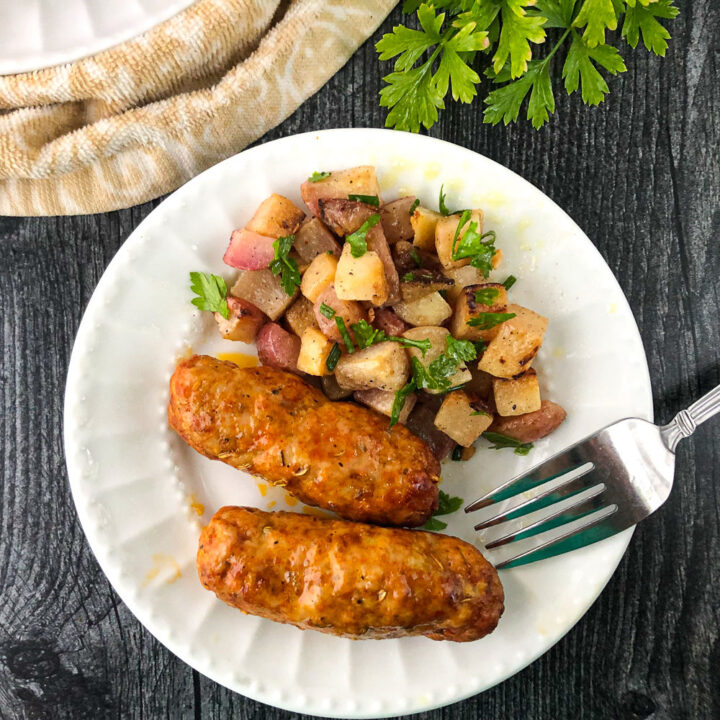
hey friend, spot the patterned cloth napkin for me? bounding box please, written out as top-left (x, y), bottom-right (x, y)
top-left (0, 0), bottom-right (395, 216)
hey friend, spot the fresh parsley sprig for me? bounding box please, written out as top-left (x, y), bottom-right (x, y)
top-left (376, 1), bottom-right (679, 131)
top-left (269, 235), bottom-right (301, 296)
top-left (309, 171), bottom-right (331, 182)
top-left (350, 319), bottom-right (432, 354)
top-left (189, 272), bottom-right (229, 318)
top-left (451, 210), bottom-right (497, 277)
top-left (346, 214), bottom-right (381, 258)
top-left (422, 490), bottom-right (464, 531)
top-left (474, 287), bottom-right (500, 306)
top-left (467, 311), bottom-right (516, 330)
top-left (482, 431), bottom-right (534, 455)
top-left (348, 194), bottom-right (380, 206)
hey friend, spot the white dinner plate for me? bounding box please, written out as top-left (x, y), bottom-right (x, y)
top-left (64, 128), bottom-right (652, 718)
top-left (0, 0), bottom-right (196, 75)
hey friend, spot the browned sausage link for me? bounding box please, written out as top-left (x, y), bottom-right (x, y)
top-left (168, 356), bottom-right (440, 526)
top-left (198, 507), bottom-right (504, 642)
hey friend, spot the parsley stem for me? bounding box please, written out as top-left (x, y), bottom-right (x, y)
top-left (540, 27), bottom-right (572, 69)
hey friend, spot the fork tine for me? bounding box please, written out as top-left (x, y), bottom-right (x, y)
top-left (472, 462), bottom-right (595, 530)
top-left (490, 503), bottom-right (619, 569)
top-left (480, 483), bottom-right (607, 548)
top-left (465, 447), bottom-right (592, 513)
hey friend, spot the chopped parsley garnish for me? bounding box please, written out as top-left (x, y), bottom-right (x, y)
top-left (335, 317), bottom-right (355, 353)
top-left (503, 275), bottom-right (517, 290)
top-left (389, 380), bottom-right (415, 427)
top-left (409, 247), bottom-right (422, 267)
top-left (450, 210), bottom-right (498, 278)
top-left (308, 171), bottom-right (330, 182)
top-left (474, 287), bottom-right (500, 306)
top-left (452, 445), bottom-right (463, 461)
top-left (402, 272), bottom-right (416, 282)
top-left (482, 431), bottom-right (534, 456)
top-left (471, 410), bottom-right (490, 417)
top-left (408, 198), bottom-right (420, 216)
top-left (189, 272), bottom-right (229, 319)
top-left (319, 303), bottom-right (336, 319)
top-left (422, 490), bottom-right (464, 530)
top-left (326, 343), bottom-right (341, 372)
top-left (346, 214), bottom-right (381, 258)
top-left (474, 340), bottom-right (488, 356)
top-left (348, 194), bottom-right (380, 206)
top-left (350, 319), bottom-right (431, 355)
top-left (445, 335), bottom-right (477, 364)
top-left (467, 312), bottom-right (516, 330)
top-left (438, 184), bottom-right (452, 216)
top-left (269, 235), bottom-right (301, 296)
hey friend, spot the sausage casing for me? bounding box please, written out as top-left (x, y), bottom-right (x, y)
top-left (168, 355), bottom-right (440, 526)
top-left (197, 506), bottom-right (504, 642)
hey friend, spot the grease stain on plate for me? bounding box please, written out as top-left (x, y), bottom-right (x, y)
top-left (143, 553), bottom-right (182, 587)
top-left (216, 352), bottom-right (258, 368)
top-left (189, 494), bottom-right (205, 516)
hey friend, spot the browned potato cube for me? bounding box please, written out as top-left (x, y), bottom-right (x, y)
top-left (435, 210), bottom-right (484, 269)
top-left (477, 304), bottom-right (549, 378)
top-left (434, 391), bottom-right (493, 446)
top-left (464, 366), bottom-right (495, 401)
top-left (321, 374), bottom-right (353, 400)
top-left (399, 268), bottom-right (454, 303)
top-left (231, 269), bottom-right (297, 321)
top-left (354, 388), bottom-right (417, 424)
top-left (300, 166), bottom-right (381, 217)
top-left (293, 218), bottom-right (340, 264)
top-left (214, 297), bottom-right (265, 343)
top-left (450, 283), bottom-right (509, 342)
top-left (334, 341), bottom-right (409, 392)
top-left (313, 285), bottom-right (366, 343)
top-left (381, 197), bottom-right (416, 244)
top-left (297, 327), bottom-right (334, 376)
top-left (285, 296), bottom-right (318, 337)
top-left (301, 252), bottom-right (338, 303)
top-left (411, 206), bottom-right (442, 251)
top-left (393, 292), bottom-right (452, 326)
top-left (245, 194), bottom-right (305, 238)
top-left (493, 368), bottom-right (542, 416)
top-left (335, 244), bottom-right (388, 305)
top-left (443, 265), bottom-right (487, 304)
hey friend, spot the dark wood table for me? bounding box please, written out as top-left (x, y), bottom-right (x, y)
top-left (1, 3), bottom-right (719, 718)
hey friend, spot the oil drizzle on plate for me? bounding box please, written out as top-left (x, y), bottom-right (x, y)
top-left (216, 352), bottom-right (258, 368)
top-left (143, 554), bottom-right (181, 587)
top-left (189, 494), bottom-right (205, 516)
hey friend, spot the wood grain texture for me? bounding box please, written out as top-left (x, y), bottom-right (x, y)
top-left (1, 1), bottom-right (718, 718)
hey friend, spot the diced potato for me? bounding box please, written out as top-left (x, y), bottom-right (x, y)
top-left (313, 285), bottom-right (366, 342)
top-left (231, 269), bottom-right (297, 321)
top-left (492, 248), bottom-right (503, 269)
top-left (435, 210), bottom-right (484, 269)
top-left (334, 342), bottom-right (409, 392)
top-left (335, 244), bottom-right (388, 305)
top-left (321, 374), bottom-right (353, 400)
top-left (477, 304), bottom-right (549, 378)
top-left (393, 292), bottom-right (452, 327)
top-left (493, 368), bottom-right (542, 416)
top-left (443, 265), bottom-right (488, 304)
top-left (464, 366), bottom-right (494, 401)
top-left (301, 253), bottom-right (338, 303)
top-left (300, 166), bottom-right (381, 217)
top-left (257, 322), bottom-right (301, 373)
top-left (285, 296), bottom-right (318, 337)
top-left (434, 390), bottom-right (493, 447)
top-left (381, 197), bottom-right (416, 244)
top-left (294, 218), bottom-right (341, 264)
top-left (405, 403), bottom-right (455, 460)
top-left (399, 267), bottom-right (455, 303)
top-left (489, 400), bottom-right (566, 443)
top-left (319, 198), bottom-right (375, 236)
top-left (393, 240), bottom-right (443, 274)
top-left (411, 207), bottom-right (442, 251)
top-left (297, 327), bottom-right (334, 376)
top-left (450, 283), bottom-right (509, 342)
top-left (223, 229), bottom-right (276, 270)
top-left (366, 224), bottom-right (401, 304)
top-left (403, 327), bottom-right (471, 394)
top-left (245, 194), bottom-right (305, 238)
top-left (373, 307), bottom-right (409, 337)
top-left (214, 297), bottom-right (265, 343)
top-left (354, 388), bottom-right (417, 424)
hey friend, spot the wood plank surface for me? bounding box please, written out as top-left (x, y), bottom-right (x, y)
top-left (1, 2), bottom-right (718, 718)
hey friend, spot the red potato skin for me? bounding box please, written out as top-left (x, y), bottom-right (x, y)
top-left (223, 229), bottom-right (276, 270)
top-left (313, 285), bottom-right (366, 342)
top-left (198, 507), bottom-right (504, 641)
top-left (215, 297), bottom-right (266, 343)
top-left (405, 402), bottom-right (456, 461)
top-left (168, 356), bottom-right (440, 526)
top-left (256, 323), bottom-right (301, 374)
top-left (489, 400), bottom-right (567, 443)
top-left (380, 197), bottom-right (416, 244)
top-left (293, 218), bottom-right (341, 264)
top-left (373, 307), bottom-right (409, 337)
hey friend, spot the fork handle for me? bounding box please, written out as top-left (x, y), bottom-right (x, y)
top-left (661, 383), bottom-right (720, 452)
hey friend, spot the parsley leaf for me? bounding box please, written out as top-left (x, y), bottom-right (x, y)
top-left (411, 335), bottom-right (477, 392)
top-left (403, 272), bottom-right (417, 282)
top-left (410, 247), bottom-right (422, 266)
top-left (269, 235), bottom-right (301, 296)
top-left (474, 287), bottom-right (501, 305)
top-left (572, 0), bottom-right (618, 48)
top-left (467, 312), bottom-right (517, 330)
top-left (346, 214), bottom-right (381, 258)
top-left (390, 379), bottom-right (416, 427)
top-left (189, 272), bottom-right (229, 318)
top-left (482, 431), bottom-right (534, 455)
top-left (451, 212), bottom-right (498, 277)
top-left (439, 183), bottom-right (452, 215)
top-left (422, 489), bottom-right (464, 530)
top-left (409, 198), bottom-right (420, 215)
top-left (493, 2), bottom-right (547, 78)
top-left (445, 335), bottom-right (477, 363)
top-left (309, 171), bottom-right (330, 182)
top-left (348, 194), bottom-right (380, 206)
top-left (563, 31), bottom-right (626, 105)
top-left (622, 0), bottom-right (679, 57)
top-left (452, 445), bottom-right (464, 461)
top-left (422, 517), bottom-right (448, 531)
top-left (351, 319), bottom-right (432, 355)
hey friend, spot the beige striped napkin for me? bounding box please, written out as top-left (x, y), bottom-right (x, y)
top-left (0, 0), bottom-right (395, 216)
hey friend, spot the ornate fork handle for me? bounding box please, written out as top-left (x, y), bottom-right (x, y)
top-left (661, 383), bottom-right (720, 452)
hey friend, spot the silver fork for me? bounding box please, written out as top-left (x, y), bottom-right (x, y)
top-left (465, 383), bottom-right (720, 569)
